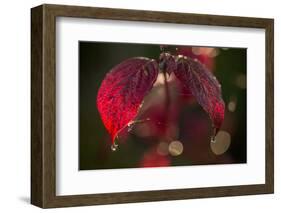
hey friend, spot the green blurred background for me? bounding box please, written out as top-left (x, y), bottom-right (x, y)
top-left (79, 41), bottom-right (246, 170)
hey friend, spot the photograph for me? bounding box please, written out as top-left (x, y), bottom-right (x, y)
top-left (30, 3), bottom-right (274, 208)
top-left (79, 42), bottom-right (247, 170)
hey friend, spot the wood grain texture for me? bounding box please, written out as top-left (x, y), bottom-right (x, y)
top-left (31, 4), bottom-right (274, 208)
top-left (265, 20), bottom-right (274, 193)
top-left (31, 5), bottom-right (43, 207)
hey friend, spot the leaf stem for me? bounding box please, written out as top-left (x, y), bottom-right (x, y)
top-left (163, 70), bottom-right (170, 110)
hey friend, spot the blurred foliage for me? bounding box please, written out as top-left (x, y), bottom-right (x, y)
top-left (79, 42), bottom-right (246, 170)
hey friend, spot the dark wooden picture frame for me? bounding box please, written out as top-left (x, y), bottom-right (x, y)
top-left (31, 4), bottom-right (274, 208)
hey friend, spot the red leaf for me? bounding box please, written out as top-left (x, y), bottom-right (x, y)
top-left (174, 56), bottom-right (225, 135)
top-left (97, 57), bottom-right (159, 145)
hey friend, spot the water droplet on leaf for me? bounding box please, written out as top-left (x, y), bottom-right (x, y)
top-left (210, 136), bottom-right (216, 144)
top-left (111, 142), bottom-right (118, 152)
top-left (97, 58), bottom-right (158, 145)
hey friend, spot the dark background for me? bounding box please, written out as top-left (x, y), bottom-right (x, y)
top-left (79, 41), bottom-right (247, 170)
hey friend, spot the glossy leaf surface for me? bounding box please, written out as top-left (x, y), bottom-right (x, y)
top-left (174, 56), bottom-right (225, 135)
top-left (97, 57), bottom-right (159, 144)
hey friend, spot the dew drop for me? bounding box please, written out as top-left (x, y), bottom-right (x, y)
top-left (111, 142), bottom-right (118, 152)
top-left (210, 136), bottom-right (216, 144)
top-left (210, 127), bottom-right (217, 144)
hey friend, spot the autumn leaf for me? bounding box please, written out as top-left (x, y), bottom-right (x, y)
top-left (174, 56), bottom-right (225, 136)
top-left (97, 50), bottom-right (225, 150)
top-left (97, 57), bottom-right (159, 146)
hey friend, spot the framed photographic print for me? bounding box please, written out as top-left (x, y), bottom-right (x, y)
top-left (31, 4), bottom-right (274, 208)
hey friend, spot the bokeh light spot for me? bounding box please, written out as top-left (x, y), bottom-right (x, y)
top-left (157, 142), bottom-right (169, 156)
top-left (228, 96), bottom-right (237, 112)
top-left (211, 130), bottom-right (231, 155)
top-left (228, 101), bottom-right (236, 112)
top-left (235, 74), bottom-right (246, 89)
top-left (168, 140), bottom-right (184, 156)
